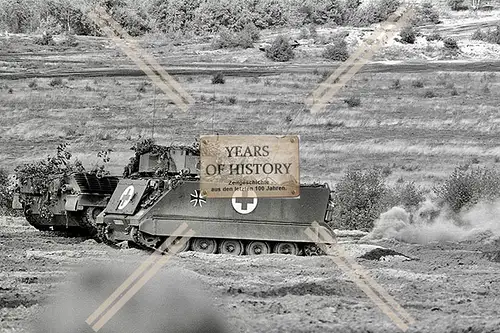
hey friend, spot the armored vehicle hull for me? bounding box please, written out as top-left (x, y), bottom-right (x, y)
top-left (14, 173), bottom-right (119, 236)
top-left (97, 178), bottom-right (334, 255)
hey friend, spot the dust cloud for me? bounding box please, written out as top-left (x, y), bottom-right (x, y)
top-left (364, 199), bottom-right (500, 244)
top-left (31, 263), bottom-right (229, 333)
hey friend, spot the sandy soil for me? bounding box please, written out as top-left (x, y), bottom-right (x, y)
top-left (1, 216), bottom-right (499, 333)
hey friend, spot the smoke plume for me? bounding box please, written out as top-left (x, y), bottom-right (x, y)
top-left (364, 199), bottom-right (500, 244)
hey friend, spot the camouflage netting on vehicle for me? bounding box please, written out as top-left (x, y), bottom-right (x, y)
top-left (123, 138), bottom-right (200, 178)
top-left (14, 143), bottom-right (85, 220)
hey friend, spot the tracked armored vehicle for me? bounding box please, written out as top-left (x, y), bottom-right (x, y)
top-left (97, 144), bottom-right (335, 255)
top-left (13, 173), bottom-right (119, 236)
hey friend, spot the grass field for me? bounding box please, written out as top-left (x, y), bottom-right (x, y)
top-left (1, 4), bottom-right (499, 190)
top-left (1, 63), bottom-right (499, 188)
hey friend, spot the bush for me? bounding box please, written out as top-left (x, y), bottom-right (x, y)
top-left (413, 1), bottom-right (441, 25)
top-left (485, 26), bottom-right (500, 44)
top-left (89, 150), bottom-right (112, 178)
top-left (211, 72), bottom-right (225, 84)
top-left (386, 181), bottom-right (425, 211)
top-left (426, 32), bottom-right (442, 42)
top-left (49, 77), bottom-right (64, 87)
top-left (212, 23), bottom-right (259, 49)
top-left (322, 37), bottom-right (349, 61)
top-left (241, 22), bottom-right (260, 42)
top-left (330, 167), bottom-right (392, 231)
top-left (14, 143), bottom-right (85, 219)
top-left (472, 25), bottom-right (500, 45)
top-left (265, 35), bottom-right (295, 62)
top-left (424, 90), bottom-right (437, 98)
top-left (472, 28), bottom-right (487, 41)
top-left (411, 79), bottom-right (424, 88)
top-left (400, 26), bottom-right (416, 44)
top-left (443, 37), bottom-right (459, 50)
top-left (344, 96), bottom-right (361, 107)
top-left (28, 80), bottom-right (38, 89)
top-left (226, 96), bottom-right (237, 104)
top-left (136, 81), bottom-right (148, 93)
top-left (212, 28), bottom-right (236, 49)
top-left (390, 79), bottom-right (402, 89)
top-left (448, 0), bottom-right (468, 11)
top-left (34, 32), bottom-right (55, 46)
top-left (434, 166), bottom-right (500, 213)
top-left (59, 32), bottom-right (78, 47)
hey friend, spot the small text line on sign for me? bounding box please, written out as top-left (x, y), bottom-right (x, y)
top-left (200, 135), bottom-right (300, 198)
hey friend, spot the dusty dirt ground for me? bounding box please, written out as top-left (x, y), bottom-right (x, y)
top-left (1, 216), bottom-right (499, 333)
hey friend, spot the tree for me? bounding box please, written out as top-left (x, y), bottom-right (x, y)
top-left (150, 0), bottom-right (201, 33)
top-left (46, 0), bottom-right (96, 35)
top-left (0, 0), bottom-right (32, 33)
top-left (471, 0), bottom-right (483, 10)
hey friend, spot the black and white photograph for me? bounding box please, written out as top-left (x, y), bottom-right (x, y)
top-left (0, 0), bottom-right (499, 332)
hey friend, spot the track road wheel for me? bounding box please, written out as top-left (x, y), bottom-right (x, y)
top-left (246, 241), bottom-right (270, 255)
top-left (171, 236), bottom-right (190, 253)
top-left (137, 232), bottom-right (161, 249)
top-left (219, 240), bottom-right (244, 255)
top-left (273, 242), bottom-right (299, 255)
top-left (96, 224), bottom-right (119, 248)
top-left (81, 207), bottom-right (103, 236)
top-left (191, 238), bottom-right (217, 254)
top-left (303, 243), bottom-right (324, 256)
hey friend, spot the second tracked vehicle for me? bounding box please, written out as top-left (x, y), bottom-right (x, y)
top-left (13, 173), bottom-right (119, 236)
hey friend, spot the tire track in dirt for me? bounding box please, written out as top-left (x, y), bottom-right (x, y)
top-left (1, 60), bottom-right (500, 80)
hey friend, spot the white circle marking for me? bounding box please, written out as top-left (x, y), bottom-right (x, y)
top-left (118, 185), bottom-right (135, 210)
top-left (231, 190), bottom-right (258, 214)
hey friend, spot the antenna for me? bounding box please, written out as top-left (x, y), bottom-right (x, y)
top-left (151, 84), bottom-right (156, 140)
top-left (211, 85), bottom-right (215, 134)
